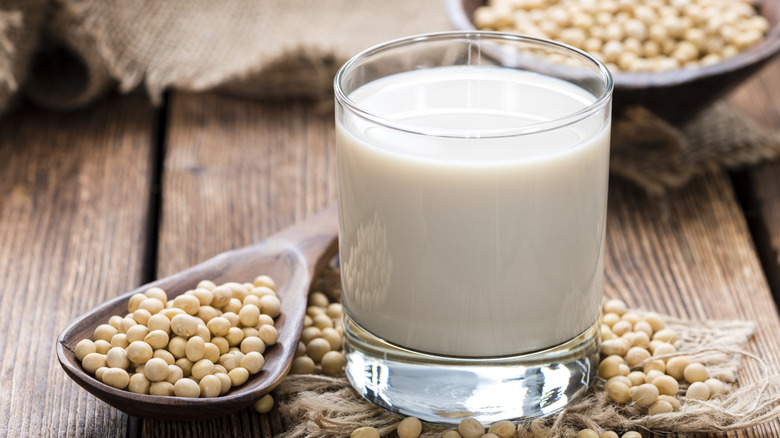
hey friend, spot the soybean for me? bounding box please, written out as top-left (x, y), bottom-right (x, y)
top-left (397, 417), bottom-right (422, 438)
top-left (76, 275), bottom-right (281, 400)
top-left (253, 394), bottom-right (274, 414)
top-left (458, 417), bottom-right (485, 438)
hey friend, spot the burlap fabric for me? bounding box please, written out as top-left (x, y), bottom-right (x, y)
top-left (0, 0), bottom-right (47, 114)
top-left (611, 103), bottom-right (780, 195)
top-left (0, 0), bottom-right (778, 194)
top-left (1, 0), bottom-right (452, 108)
top-left (275, 318), bottom-right (780, 438)
top-left (271, 266), bottom-right (780, 438)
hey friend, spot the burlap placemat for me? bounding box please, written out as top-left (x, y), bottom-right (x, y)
top-left (272, 268), bottom-right (780, 438)
top-left (275, 319), bottom-right (780, 438)
top-left (0, 0), bottom-right (778, 194)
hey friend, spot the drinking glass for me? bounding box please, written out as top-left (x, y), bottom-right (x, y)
top-left (334, 31), bottom-right (613, 424)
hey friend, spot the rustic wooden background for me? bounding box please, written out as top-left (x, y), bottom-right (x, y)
top-left (0, 56), bottom-right (778, 437)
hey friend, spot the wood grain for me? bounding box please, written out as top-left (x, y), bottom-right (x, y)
top-left (727, 56), bottom-right (780, 301)
top-left (144, 92), bottom-right (337, 436)
top-left (606, 173), bottom-right (780, 437)
top-left (0, 95), bottom-right (155, 437)
top-left (158, 93), bottom-right (336, 276)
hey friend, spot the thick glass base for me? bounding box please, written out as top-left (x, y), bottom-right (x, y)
top-left (343, 315), bottom-right (600, 425)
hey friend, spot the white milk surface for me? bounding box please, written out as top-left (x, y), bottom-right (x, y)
top-left (337, 66), bottom-right (610, 357)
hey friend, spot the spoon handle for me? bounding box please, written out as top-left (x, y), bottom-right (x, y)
top-left (272, 204), bottom-right (340, 279)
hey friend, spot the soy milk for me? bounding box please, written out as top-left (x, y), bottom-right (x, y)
top-left (337, 66), bottom-right (610, 357)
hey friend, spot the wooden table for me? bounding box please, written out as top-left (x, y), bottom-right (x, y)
top-left (1, 57), bottom-right (779, 437)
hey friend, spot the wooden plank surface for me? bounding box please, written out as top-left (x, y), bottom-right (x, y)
top-left (149, 89), bottom-right (780, 437)
top-left (727, 57), bottom-right (780, 301)
top-left (143, 92), bottom-right (336, 437)
top-left (0, 44), bottom-right (774, 438)
top-left (0, 95), bottom-right (156, 437)
top-left (157, 92), bottom-right (336, 276)
top-left (605, 172), bottom-right (780, 437)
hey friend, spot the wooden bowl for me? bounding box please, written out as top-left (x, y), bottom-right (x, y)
top-left (447, 0), bottom-right (780, 122)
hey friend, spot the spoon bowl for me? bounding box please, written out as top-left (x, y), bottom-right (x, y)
top-left (57, 206), bottom-right (339, 420)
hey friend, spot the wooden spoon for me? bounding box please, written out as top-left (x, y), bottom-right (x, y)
top-left (57, 206), bottom-right (339, 420)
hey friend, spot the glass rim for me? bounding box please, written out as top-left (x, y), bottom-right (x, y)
top-left (334, 31), bottom-right (614, 138)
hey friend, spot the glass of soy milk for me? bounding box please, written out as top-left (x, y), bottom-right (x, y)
top-left (334, 32), bottom-right (613, 424)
